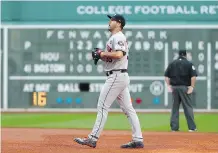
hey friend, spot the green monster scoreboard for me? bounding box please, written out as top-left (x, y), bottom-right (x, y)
top-left (1, 25), bottom-right (218, 111)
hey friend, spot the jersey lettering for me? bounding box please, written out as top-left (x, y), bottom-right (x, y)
top-left (107, 45), bottom-right (112, 52)
top-left (106, 58), bottom-right (112, 62)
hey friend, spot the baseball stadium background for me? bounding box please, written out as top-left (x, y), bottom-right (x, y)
top-left (1, 1), bottom-right (218, 153)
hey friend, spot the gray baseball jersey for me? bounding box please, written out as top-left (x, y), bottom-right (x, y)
top-left (88, 31), bottom-right (143, 142)
top-left (104, 31), bottom-right (128, 71)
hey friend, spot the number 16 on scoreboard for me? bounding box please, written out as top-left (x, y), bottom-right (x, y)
top-left (33, 92), bottom-right (47, 106)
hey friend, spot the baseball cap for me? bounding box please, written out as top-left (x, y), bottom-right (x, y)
top-left (107, 14), bottom-right (126, 28)
top-left (179, 50), bottom-right (187, 56)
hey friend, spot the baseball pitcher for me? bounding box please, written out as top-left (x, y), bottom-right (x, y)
top-left (74, 14), bottom-right (144, 149)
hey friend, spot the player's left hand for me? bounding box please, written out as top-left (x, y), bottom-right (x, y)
top-left (187, 86), bottom-right (194, 94)
top-left (92, 48), bottom-right (103, 65)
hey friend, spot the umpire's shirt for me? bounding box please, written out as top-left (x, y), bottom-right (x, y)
top-left (164, 56), bottom-right (197, 86)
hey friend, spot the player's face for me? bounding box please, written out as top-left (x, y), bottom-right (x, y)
top-left (108, 19), bottom-right (119, 31)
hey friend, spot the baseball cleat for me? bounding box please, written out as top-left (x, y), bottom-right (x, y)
top-left (74, 137), bottom-right (97, 148)
top-left (171, 129), bottom-right (180, 132)
top-left (188, 129), bottom-right (197, 132)
top-left (120, 141), bottom-right (144, 148)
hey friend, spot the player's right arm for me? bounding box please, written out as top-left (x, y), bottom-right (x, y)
top-left (100, 51), bottom-right (123, 59)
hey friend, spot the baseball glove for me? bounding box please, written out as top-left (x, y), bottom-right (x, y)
top-left (92, 48), bottom-right (103, 65)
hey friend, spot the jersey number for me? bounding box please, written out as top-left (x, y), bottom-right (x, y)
top-left (106, 58), bottom-right (112, 62)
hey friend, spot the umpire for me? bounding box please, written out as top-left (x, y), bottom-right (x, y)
top-left (164, 50), bottom-right (197, 132)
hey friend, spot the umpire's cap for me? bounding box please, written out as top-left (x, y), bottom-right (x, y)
top-left (179, 50), bottom-right (187, 56)
top-left (107, 14), bottom-right (126, 28)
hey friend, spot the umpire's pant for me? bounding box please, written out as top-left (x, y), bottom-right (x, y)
top-left (171, 86), bottom-right (196, 131)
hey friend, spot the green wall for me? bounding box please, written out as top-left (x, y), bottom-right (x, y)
top-left (2, 1), bottom-right (218, 23)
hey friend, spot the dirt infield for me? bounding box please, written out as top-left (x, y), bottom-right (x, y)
top-left (2, 128), bottom-right (218, 153)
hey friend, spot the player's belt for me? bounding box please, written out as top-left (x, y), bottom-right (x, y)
top-left (106, 69), bottom-right (127, 76)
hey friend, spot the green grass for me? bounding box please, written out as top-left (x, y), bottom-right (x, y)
top-left (1, 113), bottom-right (218, 132)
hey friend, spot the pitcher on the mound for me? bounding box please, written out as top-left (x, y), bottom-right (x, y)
top-left (74, 14), bottom-right (144, 149)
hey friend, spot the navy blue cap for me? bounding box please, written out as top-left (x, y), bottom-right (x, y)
top-left (179, 50), bottom-right (187, 56)
top-left (107, 14), bottom-right (126, 28)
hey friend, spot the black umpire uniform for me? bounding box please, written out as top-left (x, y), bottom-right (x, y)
top-left (164, 50), bottom-right (197, 132)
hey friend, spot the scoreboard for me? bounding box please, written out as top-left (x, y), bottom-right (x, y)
top-left (1, 25), bottom-right (218, 110)
top-left (0, 28), bottom-right (3, 109)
